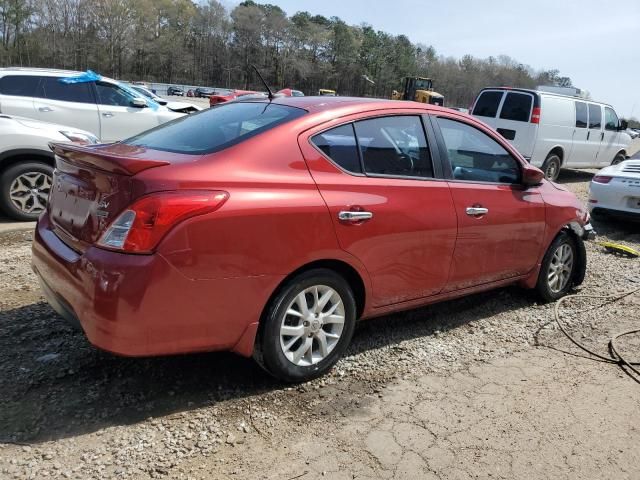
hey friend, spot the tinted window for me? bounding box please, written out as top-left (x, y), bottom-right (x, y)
top-left (127, 102), bottom-right (306, 154)
top-left (354, 116), bottom-right (433, 178)
top-left (36, 77), bottom-right (93, 103)
top-left (588, 104), bottom-right (601, 129)
top-left (311, 124), bottom-right (361, 173)
top-left (436, 117), bottom-right (520, 184)
top-left (472, 91), bottom-right (503, 118)
top-left (95, 81), bottom-right (136, 106)
top-left (0, 75), bottom-right (40, 97)
top-left (604, 107), bottom-right (619, 131)
top-left (499, 92), bottom-right (532, 122)
top-left (575, 101), bottom-right (588, 128)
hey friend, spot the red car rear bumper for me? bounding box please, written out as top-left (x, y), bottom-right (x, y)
top-left (32, 214), bottom-right (281, 357)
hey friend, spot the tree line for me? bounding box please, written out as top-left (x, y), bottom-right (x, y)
top-left (1, 0), bottom-right (575, 107)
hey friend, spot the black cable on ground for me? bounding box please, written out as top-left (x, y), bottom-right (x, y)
top-left (552, 286), bottom-right (640, 382)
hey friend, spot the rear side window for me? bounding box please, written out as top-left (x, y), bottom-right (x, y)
top-left (575, 102), bottom-right (588, 128)
top-left (127, 102), bottom-right (306, 154)
top-left (472, 91), bottom-right (503, 118)
top-left (354, 116), bottom-right (433, 178)
top-left (0, 75), bottom-right (40, 97)
top-left (36, 77), bottom-right (93, 103)
top-left (604, 107), bottom-right (619, 131)
top-left (588, 104), bottom-right (601, 129)
top-left (436, 117), bottom-right (520, 184)
top-left (311, 124), bottom-right (361, 173)
top-left (499, 92), bottom-right (532, 122)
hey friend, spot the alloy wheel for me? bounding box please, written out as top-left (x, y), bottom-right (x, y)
top-left (279, 285), bottom-right (345, 367)
top-left (547, 243), bottom-right (574, 293)
top-left (9, 172), bottom-right (52, 215)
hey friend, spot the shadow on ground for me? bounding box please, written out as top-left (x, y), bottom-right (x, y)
top-left (0, 285), bottom-right (532, 444)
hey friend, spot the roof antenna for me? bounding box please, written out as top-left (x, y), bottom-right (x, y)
top-left (251, 64), bottom-right (274, 101)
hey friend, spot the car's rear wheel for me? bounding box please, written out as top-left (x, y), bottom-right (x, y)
top-left (611, 152), bottom-right (625, 165)
top-left (255, 269), bottom-right (357, 383)
top-left (0, 162), bottom-right (53, 221)
top-left (536, 231), bottom-right (579, 302)
top-left (541, 153), bottom-right (561, 181)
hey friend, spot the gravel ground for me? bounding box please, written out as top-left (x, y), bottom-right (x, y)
top-left (1, 170), bottom-right (639, 479)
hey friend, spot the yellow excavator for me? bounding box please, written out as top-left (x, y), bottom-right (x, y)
top-left (392, 77), bottom-right (444, 106)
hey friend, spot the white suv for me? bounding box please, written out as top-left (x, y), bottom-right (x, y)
top-left (0, 114), bottom-right (97, 220)
top-left (0, 68), bottom-right (185, 143)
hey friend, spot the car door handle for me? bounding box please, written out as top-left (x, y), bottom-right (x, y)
top-left (38, 106), bottom-right (53, 112)
top-left (102, 112), bottom-right (114, 118)
top-left (338, 210), bottom-right (373, 222)
top-left (466, 207), bottom-right (488, 216)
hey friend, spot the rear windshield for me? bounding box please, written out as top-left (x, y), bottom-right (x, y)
top-left (126, 102), bottom-right (306, 154)
top-left (472, 91), bottom-right (503, 118)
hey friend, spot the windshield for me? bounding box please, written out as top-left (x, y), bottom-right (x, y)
top-left (414, 78), bottom-right (432, 90)
top-left (125, 102), bottom-right (306, 154)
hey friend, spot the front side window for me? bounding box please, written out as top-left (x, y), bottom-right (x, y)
top-left (36, 77), bottom-right (93, 103)
top-left (354, 116), bottom-right (433, 178)
top-left (126, 102), bottom-right (306, 154)
top-left (0, 75), bottom-right (40, 97)
top-left (311, 124), bottom-right (361, 173)
top-left (499, 92), bottom-right (532, 122)
top-left (436, 117), bottom-right (520, 184)
top-left (575, 101), bottom-right (588, 128)
top-left (588, 104), bottom-right (602, 129)
top-left (604, 107), bottom-right (619, 131)
top-left (472, 91), bottom-right (503, 118)
top-left (95, 81), bottom-right (137, 107)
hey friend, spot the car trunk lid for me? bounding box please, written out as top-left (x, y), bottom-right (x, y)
top-left (47, 143), bottom-right (170, 251)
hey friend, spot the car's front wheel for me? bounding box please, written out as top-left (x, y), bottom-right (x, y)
top-left (255, 269), bottom-right (357, 383)
top-left (0, 162), bottom-right (53, 221)
top-left (536, 231), bottom-right (579, 302)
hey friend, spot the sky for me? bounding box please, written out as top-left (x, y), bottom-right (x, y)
top-left (231, 0), bottom-right (640, 118)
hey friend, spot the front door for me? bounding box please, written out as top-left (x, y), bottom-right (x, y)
top-left (432, 115), bottom-right (546, 291)
top-left (299, 113), bottom-right (457, 307)
top-left (587, 103), bottom-right (606, 166)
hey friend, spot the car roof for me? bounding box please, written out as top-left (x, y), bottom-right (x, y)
top-left (477, 86), bottom-right (614, 108)
top-left (260, 95), bottom-right (447, 115)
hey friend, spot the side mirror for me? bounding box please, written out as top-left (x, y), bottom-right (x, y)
top-left (131, 98), bottom-right (148, 108)
top-left (522, 164), bottom-right (544, 186)
top-left (619, 119), bottom-right (628, 131)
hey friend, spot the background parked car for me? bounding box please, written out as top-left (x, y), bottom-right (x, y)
top-left (0, 114), bottom-right (97, 220)
top-left (588, 158), bottom-right (640, 219)
top-left (209, 89), bottom-right (264, 106)
top-left (0, 68), bottom-right (185, 142)
top-left (471, 87), bottom-right (631, 180)
top-left (194, 87), bottom-right (215, 98)
top-left (33, 97), bottom-right (592, 383)
top-left (129, 84), bottom-right (201, 114)
top-left (167, 86), bottom-right (184, 96)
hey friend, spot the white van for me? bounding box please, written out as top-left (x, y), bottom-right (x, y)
top-left (470, 87), bottom-right (631, 180)
top-left (0, 68), bottom-right (186, 143)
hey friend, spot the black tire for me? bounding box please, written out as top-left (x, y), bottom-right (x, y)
top-left (0, 162), bottom-right (53, 221)
top-left (611, 152), bottom-right (625, 165)
top-left (254, 268), bottom-right (357, 383)
top-left (541, 153), bottom-right (561, 182)
top-left (536, 231), bottom-right (580, 302)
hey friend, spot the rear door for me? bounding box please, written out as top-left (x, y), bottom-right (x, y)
top-left (494, 91), bottom-right (536, 158)
top-left (431, 114), bottom-right (546, 291)
top-left (299, 111), bottom-right (457, 307)
top-left (471, 89), bottom-right (504, 129)
top-left (32, 76), bottom-right (101, 138)
top-left (0, 74), bottom-right (40, 118)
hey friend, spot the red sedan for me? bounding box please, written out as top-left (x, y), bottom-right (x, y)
top-left (32, 97), bottom-right (593, 382)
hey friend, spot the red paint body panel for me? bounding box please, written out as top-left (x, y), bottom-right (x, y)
top-left (31, 97), bottom-right (590, 358)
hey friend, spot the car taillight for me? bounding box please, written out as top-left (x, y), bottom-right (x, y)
top-left (592, 175), bottom-right (613, 184)
top-left (530, 107), bottom-right (541, 124)
top-left (97, 190), bottom-right (229, 253)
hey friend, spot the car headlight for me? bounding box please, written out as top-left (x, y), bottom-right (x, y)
top-left (60, 130), bottom-right (99, 145)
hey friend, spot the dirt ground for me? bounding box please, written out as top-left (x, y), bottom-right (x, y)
top-left (1, 168), bottom-right (639, 480)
